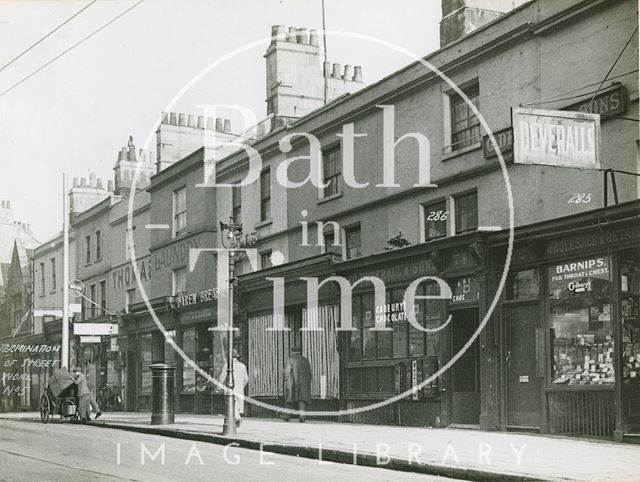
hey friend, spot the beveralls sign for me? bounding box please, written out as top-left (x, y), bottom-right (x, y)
top-left (512, 107), bottom-right (601, 169)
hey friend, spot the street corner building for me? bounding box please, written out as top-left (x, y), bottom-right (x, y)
top-left (1, 0), bottom-right (639, 444)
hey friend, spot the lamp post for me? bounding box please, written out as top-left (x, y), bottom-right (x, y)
top-left (218, 217), bottom-right (257, 435)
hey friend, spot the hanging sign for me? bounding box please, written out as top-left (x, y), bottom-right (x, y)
top-left (512, 107), bottom-right (600, 169)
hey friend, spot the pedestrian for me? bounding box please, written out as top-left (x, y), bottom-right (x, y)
top-left (218, 348), bottom-right (248, 427)
top-left (282, 345), bottom-right (312, 422)
top-left (71, 367), bottom-right (102, 422)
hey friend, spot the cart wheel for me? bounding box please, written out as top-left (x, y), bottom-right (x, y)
top-left (39, 395), bottom-right (49, 424)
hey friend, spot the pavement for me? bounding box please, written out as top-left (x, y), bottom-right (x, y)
top-left (2, 411), bottom-right (640, 481)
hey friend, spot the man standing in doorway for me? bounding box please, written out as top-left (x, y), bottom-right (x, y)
top-left (282, 346), bottom-right (312, 422)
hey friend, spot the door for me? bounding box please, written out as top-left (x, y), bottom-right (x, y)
top-left (450, 309), bottom-right (480, 424)
top-left (505, 303), bottom-right (542, 428)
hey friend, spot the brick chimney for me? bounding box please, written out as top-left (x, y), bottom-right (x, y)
top-left (439, 0), bottom-right (528, 46)
top-left (113, 135), bottom-right (156, 196)
top-left (265, 25), bottom-right (365, 129)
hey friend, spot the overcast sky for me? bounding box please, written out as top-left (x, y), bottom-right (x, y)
top-left (0, 0), bottom-right (441, 241)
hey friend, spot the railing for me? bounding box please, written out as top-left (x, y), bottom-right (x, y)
top-left (547, 390), bottom-right (615, 438)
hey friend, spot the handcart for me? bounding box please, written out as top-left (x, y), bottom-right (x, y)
top-left (39, 367), bottom-right (79, 423)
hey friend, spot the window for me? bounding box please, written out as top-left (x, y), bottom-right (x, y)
top-left (40, 263), bottom-right (45, 295)
top-left (95, 230), bottom-right (101, 260)
top-left (173, 187), bottom-right (187, 237)
top-left (50, 258), bottom-right (56, 291)
top-left (323, 230), bottom-right (341, 256)
top-left (260, 251), bottom-right (273, 270)
top-left (423, 200), bottom-right (448, 241)
top-left (125, 288), bottom-right (136, 313)
top-left (449, 83), bottom-right (480, 151)
top-left (455, 191), bottom-right (478, 234)
top-left (506, 269), bottom-right (539, 300)
top-left (172, 267), bottom-right (187, 296)
top-left (322, 146), bottom-right (341, 198)
top-left (182, 328), bottom-right (196, 392)
top-left (85, 235), bottom-right (91, 264)
top-left (99, 280), bottom-right (107, 315)
top-left (125, 225), bottom-right (136, 261)
top-left (89, 284), bottom-right (96, 319)
top-left (345, 225), bottom-right (361, 260)
top-left (260, 169), bottom-right (271, 221)
top-left (549, 257), bottom-right (614, 386)
top-left (232, 182), bottom-right (242, 224)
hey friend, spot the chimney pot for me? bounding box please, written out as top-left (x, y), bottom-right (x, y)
top-left (309, 29), bottom-right (319, 46)
top-left (187, 114), bottom-right (196, 128)
top-left (272, 25), bottom-right (286, 42)
top-left (0, 201), bottom-right (4, 208)
top-left (80, 178), bottom-right (87, 187)
top-left (178, 113), bottom-right (187, 126)
top-left (169, 112), bottom-right (178, 125)
top-left (108, 180), bottom-right (114, 192)
top-left (215, 118), bottom-right (223, 131)
top-left (296, 28), bottom-right (308, 44)
top-left (332, 63), bottom-right (342, 79)
top-left (206, 117), bottom-right (215, 130)
top-left (197, 115), bottom-right (205, 129)
top-left (161, 112), bottom-right (169, 124)
top-left (73, 177), bottom-right (79, 187)
top-left (323, 61), bottom-right (331, 78)
top-left (223, 119), bottom-right (231, 133)
top-left (97, 179), bottom-right (103, 189)
top-left (287, 27), bottom-right (297, 42)
top-left (344, 64), bottom-right (354, 81)
top-left (353, 65), bottom-right (363, 82)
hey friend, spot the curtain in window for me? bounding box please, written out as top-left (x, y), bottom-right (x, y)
top-left (302, 304), bottom-right (340, 399)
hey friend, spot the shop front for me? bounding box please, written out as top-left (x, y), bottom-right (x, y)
top-left (492, 200), bottom-right (640, 440)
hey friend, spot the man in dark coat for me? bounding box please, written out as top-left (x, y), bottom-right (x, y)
top-left (282, 346), bottom-right (312, 422)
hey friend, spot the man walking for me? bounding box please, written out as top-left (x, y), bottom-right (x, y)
top-left (282, 346), bottom-right (311, 422)
top-left (218, 348), bottom-right (248, 427)
top-left (71, 367), bottom-right (102, 422)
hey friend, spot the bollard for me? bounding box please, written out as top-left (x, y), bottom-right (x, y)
top-left (150, 363), bottom-right (175, 425)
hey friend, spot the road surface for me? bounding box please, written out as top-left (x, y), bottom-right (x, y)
top-left (0, 418), bottom-right (460, 481)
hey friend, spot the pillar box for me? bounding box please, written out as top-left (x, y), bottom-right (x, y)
top-left (150, 364), bottom-right (175, 425)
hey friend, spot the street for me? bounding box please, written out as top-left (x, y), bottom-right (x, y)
top-left (0, 419), bottom-right (460, 481)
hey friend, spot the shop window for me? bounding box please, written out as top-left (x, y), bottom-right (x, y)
top-left (506, 268), bottom-right (539, 300)
top-left (377, 366), bottom-right (394, 393)
top-left (173, 186), bottom-right (187, 237)
top-left (455, 191), bottom-right (478, 234)
top-left (549, 256), bottom-right (614, 386)
top-left (423, 200), bottom-right (447, 241)
top-left (345, 225), bottom-right (361, 260)
top-left (140, 334), bottom-right (152, 393)
top-left (349, 296), bottom-right (363, 360)
top-left (172, 267), bottom-right (187, 296)
top-left (182, 328), bottom-right (196, 392)
top-left (232, 182), bottom-right (242, 224)
top-left (322, 146), bottom-right (341, 198)
top-left (50, 258), bottom-right (56, 291)
top-left (260, 168), bottom-right (271, 221)
top-left (95, 230), bottom-right (101, 260)
top-left (620, 252), bottom-right (640, 387)
top-left (40, 263), bottom-right (45, 295)
top-left (164, 330), bottom-right (177, 367)
top-left (196, 326), bottom-right (213, 391)
top-left (449, 82), bottom-right (480, 152)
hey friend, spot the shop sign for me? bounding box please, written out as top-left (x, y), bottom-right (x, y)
top-left (179, 307), bottom-right (215, 323)
top-left (112, 256), bottom-right (152, 291)
top-left (346, 258), bottom-right (437, 285)
top-left (564, 85), bottom-right (627, 119)
top-left (80, 336), bottom-right (101, 344)
top-left (483, 127), bottom-right (513, 159)
top-left (374, 301), bottom-right (419, 325)
top-left (74, 323), bottom-right (119, 336)
top-left (174, 287), bottom-right (223, 308)
top-left (546, 224), bottom-right (640, 257)
top-left (451, 276), bottom-right (480, 304)
top-left (153, 235), bottom-right (202, 271)
top-left (512, 107), bottom-right (600, 169)
top-left (549, 256), bottom-right (610, 293)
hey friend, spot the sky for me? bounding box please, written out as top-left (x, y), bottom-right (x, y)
top-left (0, 0), bottom-right (442, 241)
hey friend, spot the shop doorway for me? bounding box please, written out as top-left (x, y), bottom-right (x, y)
top-left (504, 303), bottom-right (542, 429)
top-left (450, 308), bottom-right (480, 424)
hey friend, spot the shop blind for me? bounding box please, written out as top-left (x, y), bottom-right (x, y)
top-left (248, 313), bottom-right (290, 397)
top-left (302, 304), bottom-right (340, 399)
